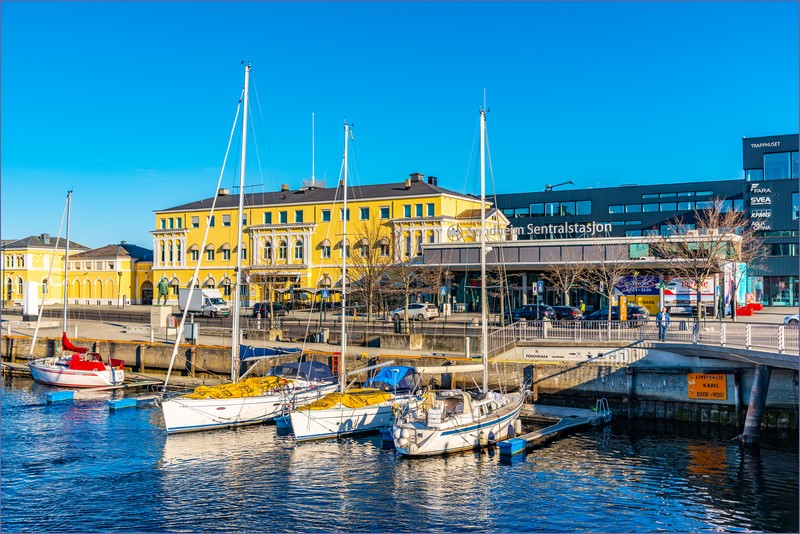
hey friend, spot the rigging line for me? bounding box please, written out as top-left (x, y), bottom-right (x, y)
top-left (29, 193), bottom-right (69, 356)
top-left (249, 74), bottom-right (276, 192)
top-left (161, 88), bottom-right (244, 397)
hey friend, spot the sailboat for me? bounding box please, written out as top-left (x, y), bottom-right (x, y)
top-left (289, 120), bottom-right (421, 442)
top-left (158, 64), bottom-right (338, 434)
top-left (391, 106), bottom-right (526, 457)
top-left (28, 190), bottom-right (126, 388)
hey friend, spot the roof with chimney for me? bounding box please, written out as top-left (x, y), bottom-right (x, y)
top-left (2, 234), bottom-right (90, 251)
top-left (157, 173), bottom-right (484, 213)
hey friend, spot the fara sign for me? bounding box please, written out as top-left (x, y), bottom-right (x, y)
top-left (687, 373), bottom-right (727, 400)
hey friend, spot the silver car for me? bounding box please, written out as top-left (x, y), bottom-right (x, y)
top-left (391, 303), bottom-right (439, 321)
top-left (784, 314), bottom-right (799, 325)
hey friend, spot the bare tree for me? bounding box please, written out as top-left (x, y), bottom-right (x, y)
top-left (649, 198), bottom-right (750, 321)
top-left (347, 220), bottom-right (395, 321)
top-left (583, 242), bottom-right (634, 324)
top-left (243, 267), bottom-right (297, 329)
top-left (542, 261), bottom-right (588, 307)
top-left (385, 260), bottom-right (441, 331)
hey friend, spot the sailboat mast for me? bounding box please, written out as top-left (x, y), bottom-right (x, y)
top-left (231, 63), bottom-right (251, 383)
top-left (340, 120), bottom-right (350, 393)
top-left (479, 108), bottom-right (488, 395)
top-left (311, 112), bottom-right (316, 187)
top-left (62, 190), bottom-right (72, 333)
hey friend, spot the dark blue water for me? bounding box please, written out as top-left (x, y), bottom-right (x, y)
top-left (2, 377), bottom-right (798, 533)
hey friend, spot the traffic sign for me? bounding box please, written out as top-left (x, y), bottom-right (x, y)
top-left (537, 281), bottom-right (544, 293)
top-left (321, 289), bottom-right (330, 299)
top-left (440, 286), bottom-right (447, 296)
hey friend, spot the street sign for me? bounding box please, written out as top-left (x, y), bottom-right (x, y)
top-left (321, 289), bottom-right (329, 299)
top-left (537, 281), bottom-right (544, 293)
top-left (440, 286), bottom-right (447, 296)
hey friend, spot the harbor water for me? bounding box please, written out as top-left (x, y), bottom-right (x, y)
top-left (2, 377), bottom-right (798, 533)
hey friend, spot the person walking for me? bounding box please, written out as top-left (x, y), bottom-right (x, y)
top-left (656, 306), bottom-right (671, 341)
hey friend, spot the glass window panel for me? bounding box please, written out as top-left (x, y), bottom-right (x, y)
top-left (643, 203), bottom-right (659, 212)
top-left (264, 212), bottom-right (272, 224)
top-left (629, 243), bottom-right (649, 258)
top-left (609, 221), bottom-right (624, 226)
top-left (608, 205), bottom-right (624, 214)
top-left (660, 203), bottom-right (677, 211)
top-left (644, 229), bottom-right (659, 236)
top-left (530, 203), bottom-right (544, 216)
top-left (514, 207), bottom-right (528, 217)
top-left (625, 220), bottom-right (641, 226)
top-left (404, 205), bottom-right (411, 218)
top-left (677, 191), bottom-right (694, 197)
top-left (576, 200), bottom-right (591, 215)
top-left (626, 204), bottom-right (641, 213)
top-left (360, 207), bottom-right (370, 220)
top-left (560, 201), bottom-right (575, 215)
top-left (625, 229), bottom-right (643, 237)
top-left (427, 203), bottom-right (435, 217)
top-left (793, 193), bottom-right (798, 220)
top-left (764, 152), bottom-right (790, 180)
top-left (678, 201), bottom-right (694, 211)
top-left (642, 193), bottom-right (659, 199)
top-left (720, 200), bottom-right (733, 212)
top-left (545, 202), bottom-right (559, 216)
top-left (659, 192), bottom-right (676, 198)
top-left (792, 152), bottom-right (799, 179)
top-left (415, 204), bottom-right (423, 217)
top-left (279, 211), bottom-right (287, 224)
top-left (295, 210), bottom-right (304, 223)
top-left (745, 169), bottom-right (764, 182)
top-left (380, 206), bottom-right (390, 219)
top-left (502, 208), bottom-right (515, 217)
top-left (734, 199), bottom-right (744, 212)
top-left (696, 200), bottom-right (714, 210)
top-left (695, 191), bottom-right (713, 197)
top-left (321, 210), bottom-right (331, 222)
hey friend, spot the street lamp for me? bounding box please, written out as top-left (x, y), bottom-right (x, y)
top-left (117, 271), bottom-right (122, 308)
top-left (633, 270), bottom-right (639, 308)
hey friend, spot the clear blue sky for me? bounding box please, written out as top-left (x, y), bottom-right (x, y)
top-left (2, 1), bottom-right (798, 249)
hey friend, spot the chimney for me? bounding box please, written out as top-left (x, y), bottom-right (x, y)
top-left (339, 179), bottom-right (344, 188)
top-left (409, 172), bottom-right (424, 183)
top-left (120, 240), bottom-right (127, 245)
top-left (41, 233), bottom-right (50, 245)
top-left (217, 188), bottom-right (230, 196)
top-left (427, 176), bottom-right (438, 186)
top-left (404, 179), bottom-right (412, 190)
top-left (281, 184), bottom-right (290, 192)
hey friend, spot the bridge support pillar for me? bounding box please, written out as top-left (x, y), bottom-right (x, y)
top-left (740, 364), bottom-right (772, 446)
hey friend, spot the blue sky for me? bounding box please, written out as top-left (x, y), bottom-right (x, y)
top-left (2, 1), bottom-right (798, 249)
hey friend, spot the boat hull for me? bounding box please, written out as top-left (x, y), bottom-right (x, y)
top-left (290, 402), bottom-right (395, 441)
top-left (393, 392), bottom-right (525, 457)
top-left (28, 359), bottom-right (125, 388)
top-left (161, 383), bottom-right (338, 434)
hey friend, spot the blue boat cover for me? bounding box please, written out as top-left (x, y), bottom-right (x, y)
top-left (364, 365), bottom-right (420, 393)
top-left (267, 361), bottom-right (337, 382)
top-left (240, 345), bottom-right (302, 361)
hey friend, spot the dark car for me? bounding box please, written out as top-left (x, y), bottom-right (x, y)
top-left (252, 302), bottom-right (289, 318)
top-left (552, 306), bottom-right (583, 320)
top-left (583, 305), bottom-right (649, 325)
top-left (510, 304), bottom-right (556, 321)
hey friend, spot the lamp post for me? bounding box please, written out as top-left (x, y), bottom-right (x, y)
top-left (633, 270), bottom-right (639, 308)
top-left (117, 271), bottom-right (122, 308)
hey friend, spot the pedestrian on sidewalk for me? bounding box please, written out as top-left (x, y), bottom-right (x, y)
top-left (656, 306), bottom-right (671, 341)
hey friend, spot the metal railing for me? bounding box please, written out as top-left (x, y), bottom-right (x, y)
top-left (486, 318), bottom-right (799, 355)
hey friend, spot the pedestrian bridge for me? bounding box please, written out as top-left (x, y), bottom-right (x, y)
top-left (487, 319), bottom-right (799, 369)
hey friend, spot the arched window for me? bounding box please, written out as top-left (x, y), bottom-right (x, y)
top-left (278, 240), bottom-right (288, 260)
top-left (263, 240), bottom-right (272, 262)
top-left (6, 278), bottom-right (12, 299)
top-left (294, 239), bottom-right (304, 261)
top-left (42, 278), bottom-right (49, 295)
top-left (17, 278), bottom-right (23, 296)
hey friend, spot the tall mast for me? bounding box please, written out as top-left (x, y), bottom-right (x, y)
top-left (340, 119), bottom-right (350, 393)
top-left (62, 190), bottom-right (72, 333)
top-left (231, 63), bottom-right (250, 382)
top-left (480, 107), bottom-right (488, 395)
top-left (311, 113), bottom-right (316, 187)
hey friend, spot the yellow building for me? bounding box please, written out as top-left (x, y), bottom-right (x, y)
top-left (1, 235), bottom-right (153, 308)
top-left (151, 173), bottom-right (510, 306)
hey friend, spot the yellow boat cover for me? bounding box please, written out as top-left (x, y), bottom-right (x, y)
top-left (298, 388), bottom-right (392, 411)
top-left (185, 376), bottom-right (292, 399)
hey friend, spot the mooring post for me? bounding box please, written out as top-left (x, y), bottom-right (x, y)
top-left (626, 367), bottom-right (635, 419)
top-left (740, 364), bottom-right (772, 446)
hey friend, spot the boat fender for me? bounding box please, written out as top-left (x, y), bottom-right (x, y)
top-left (400, 428), bottom-right (410, 439)
top-left (514, 418), bottom-right (522, 435)
top-left (397, 437), bottom-right (408, 448)
top-left (393, 427), bottom-right (402, 439)
top-left (478, 431), bottom-right (488, 447)
top-left (408, 442), bottom-right (418, 455)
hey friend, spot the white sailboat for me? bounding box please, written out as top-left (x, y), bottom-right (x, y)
top-left (392, 106), bottom-right (526, 457)
top-left (158, 64), bottom-right (338, 434)
top-left (289, 120), bottom-right (420, 442)
top-left (28, 190), bottom-right (126, 388)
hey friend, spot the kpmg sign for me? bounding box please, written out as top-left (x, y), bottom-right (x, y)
top-left (748, 183), bottom-right (774, 231)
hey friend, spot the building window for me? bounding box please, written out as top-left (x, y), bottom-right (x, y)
top-left (719, 200), bottom-right (733, 212)
top-left (223, 214), bottom-right (231, 227)
top-left (241, 247), bottom-right (247, 260)
top-left (677, 191), bottom-right (694, 197)
top-left (415, 234), bottom-right (422, 255)
top-left (695, 191), bottom-right (713, 197)
top-left (176, 218), bottom-right (182, 229)
top-left (560, 201), bottom-right (575, 216)
top-left (160, 218), bottom-right (166, 229)
top-left (415, 204), bottom-right (423, 217)
top-left (278, 240), bottom-right (287, 260)
top-left (241, 215), bottom-right (246, 226)
top-left (340, 208), bottom-right (350, 221)
top-left (341, 245), bottom-right (350, 259)
top-left (404, 205), bottom-right (411, 218)
top-left (660, 203), bottom-right (677, 211)
top-left (608, 205), bottom-right (624, 214)
top-left (222, 284), bottom-right (231, 297)
top-left (18, 278), bottom-right (23, 296)
top-left (208, 216), bottom-right (215, 227)
top-left (404, 235), bottom-right (411, 256)
top-left (576, 200), bottom-right (591, 215)
top-left (642, 203), bottom-right (659, 213)
top-left (530, 203), bottom-right (544, 216)
top-left (192, 216), bottom-right (199, 228)
top-left (380, 206), bottom-right (390, 219)
top-left (659, 192), bottom-right (676, 198)
top-left (263, 241), bottom-right (272, 262)
top-left (219, 249), bottom-right (228, 261)
top-left (279, 211), bottom-right (288, 224)
top-left (359, 244), bottom-right (369, 257)
top-left (792, 151), bottom-right (799, 179)
top-left (169, 245), bottom-right (174, 262)
top-left (168, 218), bottom-right (174, 229)
top-left (625, 204), bottom-right (641, 213)
top-left (427, 203), bottom-right (435, 217)
top-left (545, 202), bottom-right (560, 216)
top-left (321, 209), bottom-right (331, 222)
top-left (678, 201), bottom-right (694, 211)
top-left (734, 199), bottom-right (744, 212)
top-left (514, 207), bottom-right (528, 217)
top-left (264, 212), bottom-right (273, 224)
top-left (696, 200), bottom-right (714, 210)
top-left (294, 239), bottom-right (304, 261)
top-left (745, 169), bottom-right (764, 182)
top-left (770, 243), bottom-right (798, 256)
top-left (625, 229), bottom-right (643, 237)
top-left (642, 193), bottom-right (659, 199)
top-left (206, 249), bottom-right (215, 261)
top-left (360, 207), bottom-right (370, 220)
top-left (190, 250), bottom-right (199, 262)
top-left (764, 152), bottom-right (791, 180)
top-left (321, 245), bottom-right (331, 259)
top-left (380, 243), bottom-right (389, 257)
top-left (160, 243), bottom-right (166, 263)
top-left (625, 220), bottom-right (642, 226)
top-left (793, 192), bottom-right (799, 220)
top-left (295, 210), bottom-right (304, 223)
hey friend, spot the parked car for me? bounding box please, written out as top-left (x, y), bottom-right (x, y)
top-left (391, 303), bottom-right (439, 321)
top-left (252, 302), bottom-right (288, 318)
top-left (552, 305), bottom-right (583, 321)
top-left (510, 304), bottom-right (556, 322)
top-left (784, 314), bottom-right (799, 325)
top-left (583, 306), bottom-right (649, 325)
